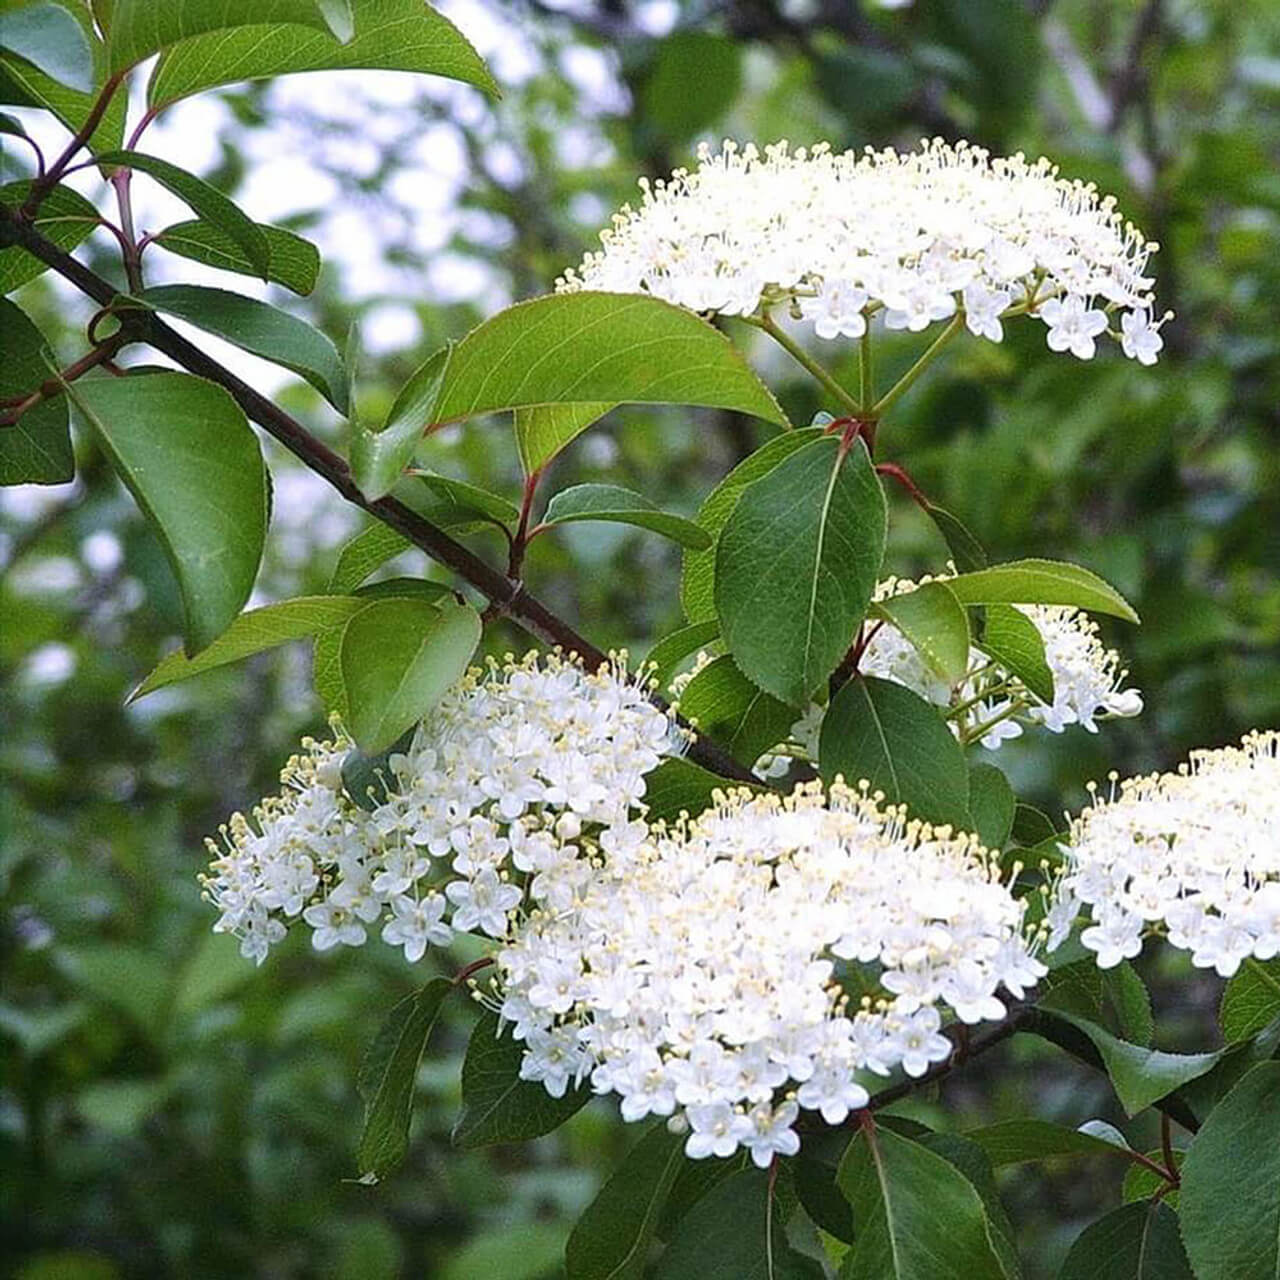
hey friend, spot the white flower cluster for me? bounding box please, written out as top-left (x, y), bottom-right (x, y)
top-left (860, 577), bottom-right (1143, 750)
top-left (495, 783), bottom-right (1045, 1165)
top-left (202, 654), bottom-right (680, 965)
top-left (1055, 731), bottom-right (1280, 976)
top-left (558, 139), bottom-right (1168, 364)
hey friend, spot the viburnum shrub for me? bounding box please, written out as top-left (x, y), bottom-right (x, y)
top-left (3, 9), bottom-right (1277, 1277)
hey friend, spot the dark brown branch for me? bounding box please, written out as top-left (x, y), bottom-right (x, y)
top-left (0, 202), bottom-right (757, 784)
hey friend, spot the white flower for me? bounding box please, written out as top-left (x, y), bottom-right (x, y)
top-left (446, 867), bottom-right (522, 938)
top-left (888, 1007), bottom-right (953, 1078)
top-left (559, 139), bottom-right (1165, 364)
top-left (1039, 294), bottom-right (1108, 360)
top-left (1057, 731), bottom-right (1280, 973)
top-left (685, 1101), bottom-right (753, 1160)
top-left (302, 899), bottom-right (367, 951)
top-left (797, 1062), bottom-right (871, 1125)
top-left (381, 893), bottom-right (452, 963)
top-left (743, 1100), bottom-right (801, 1168)
top-left (1119, 308), bottom-right (1167, 365)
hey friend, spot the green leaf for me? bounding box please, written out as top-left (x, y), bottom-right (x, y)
top-left (442, 1225), bottom-right (571, 1280)
top-left (964, 1119), bottom-right (1139, 1168)
top-left (56, 943), bottom-right (173, 1037)
top-left (356, 979), bottom-right (451, 1181)
top-left (452, 1011), bottom-right (591, 1149)
top-left (0, 179), bottom-right (99, 294)
top-left (68, 372), bottom-right (267, 655)
top-left (946, 559), bottom-right (1139, 624)
top-left (152, 218), bottom-right (321, 295)
top-left (794, 1152), bottom-right (853, 1243)
top-left (873, 582), bottom-right (971, 684)
top-left (820, 676), bottom-right (971, 827)
top-left (925, 502), bottom-right (987, 574)
top-left (681, 427), bottom-right (823, 624)
top-left (1122, 1148), bottom-right (1183, 1208)
top-left (0, 295), bottom-right (71, 484)
top-left (340, 726), bottom-right (414, 811)
top-left (641, 756), bottom-right (757, 825)
top-left (542, 483), bottom-right (711, 550)
top-left (565, 1122), bottom-right (685, 1280)
top-left (1011, 803), bottom-right (1059, 847)
top-left (678, 654), bottom-right (796, 767)
top-left (1220, 958), bottom-right (1280, 1044)
top-left (137, 284), bottom-right (348, 412)
top-left (339, 596), bottom-right (479, 752)
top-left (146, 0), bottom-right (498, 109)
top-left (1181, 1061), bottom-right (1280, 1280)
top-left (130, 596), bottom-right (366, 698)
top-left (716, 436), bottom-right (887, 705)
top-left (412, 472), bottom-right (518, 526)
top-left (1029, 1007), bottom-right (1222, 1117)
top-left (975, 604), bottom-right (1055, 706)
top-left (641, 620), bottom-right (719, 695)
top-left (968, 762), bottom-right (1014, 850)
top-left (0, 2), bottom-right (93, 93)
top-left (93, 150), bottom-right (269, 277)
top-left (916, 1134), bottom-right (1019, 1279)
top-left (655, 1168), bottom-right (822, 1280)
top-left (640, 32), bottom-right (741, 141)
top-left (1058, 1202), bottom-right (1193, 1280)
top-left (514, 401), bottom-right (614, 474)
top-left (837, 1123), bottom-right (1006, 1279)
top-left (0, 110), bottom-right (30, 138)
top-left (107, 0), bottom-right (340, 73)
top-left (329, 523), bottom-right (412, 593)
top-left (354, 293), bottom-right (786, 498)
top-left (1104, 962), bottom-right (1154, 1047)
top-left (172, 931), bottom-right (255, 1018)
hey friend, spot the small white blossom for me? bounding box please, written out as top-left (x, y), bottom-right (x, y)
top-left (1039, 294), bottom-right (1109, 360)
top-left (381, 893), bottom-right (452, 963)
top-left (1119, 308), bottom-right (1167, 365)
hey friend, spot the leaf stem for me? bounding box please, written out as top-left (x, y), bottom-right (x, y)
top-left (871, 313), bottom-right (965, 419)
top-left (859, 327), bottom-right (874, 409)
top-left (743, 311), bottom-right (860, 416)
top-left (0, 331), bottom-right (133, 427)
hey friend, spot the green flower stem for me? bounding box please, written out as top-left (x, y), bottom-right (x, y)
top-left (859, 327), bottom-right (874, 409)
top-left (744, 312), bottom-right (861, 417)
top-left (871, 312), bottom-right (966, 419)
top-left (945, 676), bottom-right (1011, 722)
top-left (962, 698), bottom-right (1028, 746)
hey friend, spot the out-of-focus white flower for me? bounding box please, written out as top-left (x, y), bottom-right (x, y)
top-left (201, 653), bottom-right (682, 964)
top-left (495, 781), bottom-right (1044, 1162)
top-left (559, 138), bottom-right (1165, 364)
top-left (1056, 731), bottom-right (1280, 977)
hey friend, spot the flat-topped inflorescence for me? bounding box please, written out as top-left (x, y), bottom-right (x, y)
top-left (1055, 730), bottom-right (1280, 975)
top-left (558, 139), bottom-right (1169, 364)
top-left (493, 781), bottom-right (1045, 1165)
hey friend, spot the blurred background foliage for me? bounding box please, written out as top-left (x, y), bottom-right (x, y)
top-left (2, 0), bottom-right (1279, 1275)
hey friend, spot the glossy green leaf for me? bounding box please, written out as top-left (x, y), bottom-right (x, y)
top-left (681, 427), bottom-right (823, 624)
top-left (716, 436), bottom-right (887, 705)
top-left (515, 401), bottom-right (614, 474)
top-left (339, 596), bottom-right (479, 752)
top-left (452, 1011), bottom-right (591, 1149)
top-left (0, 295), bottom-right (71, 485)
top-left (412, 472), bottom-right (518, 526)
top-left (329, 523), bottom-right (412, 593)
top-left (152, 218), bottom-right (321, 295)
top-left (356, 979), bottom-right (452, 1181)
top-left (565, 1122), bottom-right (685, 1280)
top-left (1058, 1202), bottom-right (1192, 1280)
top-left (678, 655), bottom-right (796, 768)
top-left (916, 1134), bottom-right (1019, 1280)
top-left (655, 1168), bottom-right (822, 1280)
top-left (94, 151), bottom-right (269, 277)
top-left (1030, 1007), bottom-right (1222, 1117)
top-left (1220, 958), bottom-right (1280, 1044)
top-left (0, 2), bottom-right (93, 93)
top-left (926, 502), bottom-right (987, 574)
top-left (131, 596), bottom-right (366, 698)
top-left (0, 179), bottom-right (99, 294)
top-left (68, 372), bottom-right (267, 655)
top-left (542, 483), bottom-right (711, 550)
top-left (976, 604), bottom-right (1054, 706)
top-left (1122, 1149), bottom-right (1183, 1208)
top-left (147, 0), bottom-right (498, 108)
top-left (964, 1119), bottom-right (1138, 1168)
top-left (138, 284), bottom-right (348, 412)
top-left (820, 676), bottom-right (971, 827)
top-left (945, 558), bottom-right (1139, 624)
top-left (351, 343), bottom-right (449, 495)
top-left (1181, 1061), bottom-right (1280, 1280)
top-left (641, 620), bottom-right (719, 695)
top-left (1011, 803), bottom-right (1059, 847)
top-left (968, 762), bottom-right (1014, 850)
top-left (340, 726), bottom-right (415, 811)
top-left (107, 0), bottom-right (340, 73)
top-left (873, 581), bottom-right (971, 684)
top-left (641, 757), bottom-right (756, 825)
top-left (1104, 963), bottom-right (1154, 1047)
top-left (0, 110), bottom-right (29, 138)
top-left (837, 1124), bottom-right (1006, 1279)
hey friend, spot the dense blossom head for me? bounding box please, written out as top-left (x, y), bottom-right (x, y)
top-left (201, 653), bottom-right (681, 965)
top-left (859, 577), bottom-right (1142, 751)
top-left (1056, 731), bottom-right (1280, 976)
top-left (494, 782), bottom-right (1044, 1165)
top-left (558, 139), bottom-right (1168, 364)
